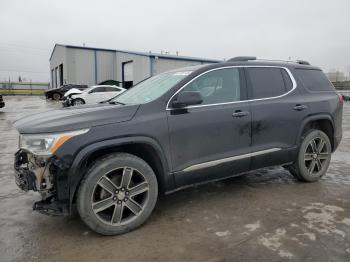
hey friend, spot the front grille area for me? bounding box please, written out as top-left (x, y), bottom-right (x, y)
top-left (14, 150), bottom-right (37, 191)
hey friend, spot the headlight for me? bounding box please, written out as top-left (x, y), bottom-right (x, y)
top-left (19, 129), bottom-right (89, 156)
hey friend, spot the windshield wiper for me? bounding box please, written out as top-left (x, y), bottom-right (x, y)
top-left (108, 101), bottom-right (125, 105)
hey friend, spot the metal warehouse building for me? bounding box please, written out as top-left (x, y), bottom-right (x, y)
top-left (49, 44), bottom-right (219, 88)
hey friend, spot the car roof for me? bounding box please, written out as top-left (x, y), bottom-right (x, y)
top-left (220, 60), bottom-right (320, 70)
top-left (164, 60), bottom-right (321, 77)
top-left (91, 85), bottom-right (120, 88)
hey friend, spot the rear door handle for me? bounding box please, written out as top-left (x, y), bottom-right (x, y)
top-left (293, 104), bottom-right (308, 111)
top-left (232, 110), bottom-right (249, 118)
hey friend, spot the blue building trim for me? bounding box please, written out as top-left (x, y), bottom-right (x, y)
top-left (50, 43), bottom-right (221, 64)
top-left (94, 50), bottom-right (98, 84)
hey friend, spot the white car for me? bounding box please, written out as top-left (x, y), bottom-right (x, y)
top-left (63, 88), bottom-right (82, 98)
top-left (69, 85), bottom-right (126, 106)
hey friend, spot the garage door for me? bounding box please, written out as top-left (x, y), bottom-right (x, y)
top-left (124, 61), bottom-right (133, 82)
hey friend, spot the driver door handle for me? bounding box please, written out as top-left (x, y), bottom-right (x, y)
top-left (232, 110), bottom-right (250, 118)
top-left (293, 104), bottom-right (308, 111)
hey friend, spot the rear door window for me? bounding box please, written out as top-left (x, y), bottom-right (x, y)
top-left (247, 67), bottom-right (287, 99)
top-left (295, 69), bottom-right (334, 92)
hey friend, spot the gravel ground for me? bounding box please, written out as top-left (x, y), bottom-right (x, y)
top-left (0, 96), bottom-right (349, 262)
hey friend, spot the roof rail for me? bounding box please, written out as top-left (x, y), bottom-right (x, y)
top-left (227, 56), bottom-right (257, 62)
top-left (296, 60), bottom-right (310, 65)
top-left (226, 56), bottom-right (311, 65)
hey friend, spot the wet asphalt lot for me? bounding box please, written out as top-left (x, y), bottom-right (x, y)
top-left (0, 96), bottom-right (349, 262)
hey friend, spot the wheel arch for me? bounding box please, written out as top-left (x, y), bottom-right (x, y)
top-left (297, 114), bottom-right (335, 151)
top-left (67, 136), bottom-right (173, 210)
top-left (73, 96), bottom-right (85, 103)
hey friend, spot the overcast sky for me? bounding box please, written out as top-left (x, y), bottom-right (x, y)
top-left (0, 0), bottom-right (349, 82)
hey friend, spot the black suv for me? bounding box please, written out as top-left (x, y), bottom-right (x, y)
top-left (13, 57), bottom-right (343, 235)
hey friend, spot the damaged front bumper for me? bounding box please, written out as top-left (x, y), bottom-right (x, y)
top-left (14, 149), bottom-right (69, 216)
top-left (61, 97), bottom-right (74, 107)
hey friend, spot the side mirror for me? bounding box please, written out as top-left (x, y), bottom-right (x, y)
top-left (172, 91), bottom-right (203, 108)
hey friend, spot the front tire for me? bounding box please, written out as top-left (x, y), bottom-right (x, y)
top-left (73, 98), bottom-right (85, 106)
top-left (288, 129), bottom-right (332, 182)
top-left (77, 153), bottom-right (158, 235)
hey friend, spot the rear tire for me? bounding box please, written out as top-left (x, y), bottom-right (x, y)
top-left (77, 153), bottom-right (158, 235)
top-left (73, 98), bottom-right (85, 106)
top-left (288, 129), bottom-right (332, 182)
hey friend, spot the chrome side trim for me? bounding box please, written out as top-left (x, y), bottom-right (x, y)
top-left (165, 161), bottom-right (294, 195)
top-left (182, 148), bottom-right (281, 172)
top-left (166, 66), bottom-right (297, 110)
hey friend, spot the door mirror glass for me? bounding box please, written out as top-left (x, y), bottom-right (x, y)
top-left (172, 91), bottom-right (203, 108)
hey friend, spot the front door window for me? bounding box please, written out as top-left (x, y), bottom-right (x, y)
top-left (180, 68), bottom-right (241, 105)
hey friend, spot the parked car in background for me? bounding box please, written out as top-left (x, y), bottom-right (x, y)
top-left (340, 93), bottom-right (350, 102)
top-left (63, 85), bottom-right (126, 106)
top-left (45, 84), bottom-right (88, 101)
top-left (13, 58), bottom-right (343, 235)
top-left (0, 95), bottom-right (5, 108)
top-left (98, 80), bottom-right (122, 86)
top-left (46, 81), bottom-right (121, 101)
top-left (63, 88), bottom-right (82, 98)
top-left (61, 87), bottom-right (88, 107)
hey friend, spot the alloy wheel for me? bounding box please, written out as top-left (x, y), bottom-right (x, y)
top-left (74, 99), bottom-right (84, 105)
top-left (91, 167), bottom-right (149, 226)
top-left (304, 137), bottom-right (331, 175)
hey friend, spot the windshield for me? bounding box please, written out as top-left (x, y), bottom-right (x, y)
top-left (111, 71), bottom-right (192, 105)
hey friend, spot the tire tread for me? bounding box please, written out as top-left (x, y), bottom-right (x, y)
top-left (76, 152), bottom-right (158, 235)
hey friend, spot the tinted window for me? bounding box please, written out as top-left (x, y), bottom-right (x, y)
top-left (99, 80), bottom-right (120, 86)
top-left (105, 87), bottom-right (119, 92)
top-left (247, 68), bottom-right (286, 99)
top-left (281, 69), bottom-right (293, 91)
top-left (180, 68), bottom-right (241, 105)
top-left (295, 69), bottom-right (334, 91)
top-left (92, 87), bottom-right (106, 93)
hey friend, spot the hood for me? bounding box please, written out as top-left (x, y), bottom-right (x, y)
top-left (13, 103), bottom-right (140, 134)
top-left (45, 87), bottom-right (61, 93)
top-left (64, 88), bottom-right (82, 97)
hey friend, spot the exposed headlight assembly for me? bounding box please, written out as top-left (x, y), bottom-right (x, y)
top-left (19, 129), bottom-right (89, 156)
